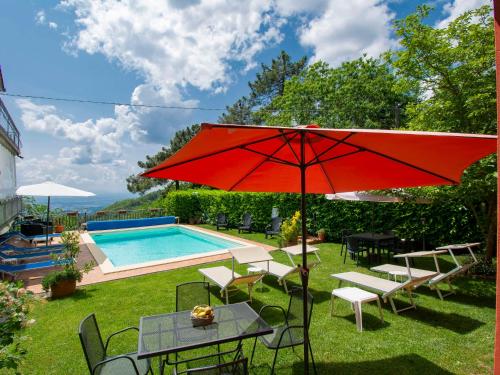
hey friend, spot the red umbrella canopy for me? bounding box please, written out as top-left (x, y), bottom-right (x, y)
top-left (143, 123), bottom-right (497, 192)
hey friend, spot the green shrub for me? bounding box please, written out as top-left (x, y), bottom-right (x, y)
top-left (280, 211), bottom-right (301, 246)
top-left (0, 281), bottom-right (35, 372)
top-left (157, 189), bottom-right (482, 246)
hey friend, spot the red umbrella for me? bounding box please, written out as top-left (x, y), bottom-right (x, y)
top-left (143, 123), bottom-right (496, 373)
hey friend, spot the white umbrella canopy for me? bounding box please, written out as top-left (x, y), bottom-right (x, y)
top-left (16, 181), bottom-right (95, 197)
top-left (16, 181), bottom-right (95, 245)
top-left (326, 191), bottom-right (402, 203)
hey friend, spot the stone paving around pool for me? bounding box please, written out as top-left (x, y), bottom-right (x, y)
top-left (21, 226), bottom-right (276, 294)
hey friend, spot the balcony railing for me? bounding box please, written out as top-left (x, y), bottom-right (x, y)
top-left (0, 97), bottom-right (21, 154)
top-left (51, 208), bottom-right (168, 230)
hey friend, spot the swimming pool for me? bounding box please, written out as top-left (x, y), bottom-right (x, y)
top-left (86, 225), bottom-right (247, 271)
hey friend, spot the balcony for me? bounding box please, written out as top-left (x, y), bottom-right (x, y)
top-left (0, 97), bottom-right (21, 155)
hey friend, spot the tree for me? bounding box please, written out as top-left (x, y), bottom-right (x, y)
top-left (391, 5), bottom-right (497, 259)
top-left (218, 97), bottom-right (255, 125)
top-left (262, 57), bottom-right (413, 129)
top-left (127, 124), bottom-right (200, 194)
top-left (218, 51), bottom-right (307, 124)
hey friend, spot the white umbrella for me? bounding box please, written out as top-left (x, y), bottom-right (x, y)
top-left (16, 181), bottom-right (95, 245)
top-left (326, 190), bottom-right (430, 248)
top-left (325, 192), bottom-right (402, 203)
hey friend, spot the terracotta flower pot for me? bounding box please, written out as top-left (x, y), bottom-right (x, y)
top-left (54, 225), bottom-right (65, 233)
top-left (317, 232), bottom-right (326, 242)
top-left (50, 279), bottom-right (76, 299)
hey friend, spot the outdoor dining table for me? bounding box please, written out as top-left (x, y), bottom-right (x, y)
top-left (348, 232), bottom-right (397, 266)
top-left (137, 302), bottom-right (273, 374)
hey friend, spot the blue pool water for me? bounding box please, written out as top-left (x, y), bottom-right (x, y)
top-left (91, 226), bottom-right (242, 267)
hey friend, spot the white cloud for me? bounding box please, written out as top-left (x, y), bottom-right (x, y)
top-left (35, 10), bottom-right (46, 25)
top-left (61, 0), bottom-right (283, 93)
top-left (298, 0), bottom-right (396, 66)
top-left (17, 99), bottom-right (138, 164)
top-left (35, 9), bottom-right (58, 30)
top-left (16, 155), bottom-right (135, 193)
top-left (437, 0), bottom-right (491, 28)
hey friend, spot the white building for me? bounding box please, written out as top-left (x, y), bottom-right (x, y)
top-left (0, 97), bottom-right (21, 234)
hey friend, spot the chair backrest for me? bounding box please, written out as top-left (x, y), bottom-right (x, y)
top-left (270, 217), bottom-right (282, 232)
top-left (340, 229), bottom-right (352, 239)
top-left (216, 213), bottom-right (227, 224)
top-left (184, 357), bottom-right (248, 374)
top-left (78, 313), bottom-right (106, 375)
top-left (231, 273), bottom-right (264, 287)
top-left (286, 287), bottom-right (314, 329)
top-left (176, 281), bottom-right (210, 312)
top-left (346, 236), bottom-right (359, 253)
top-left (242, 212), bottom-right (252, 226)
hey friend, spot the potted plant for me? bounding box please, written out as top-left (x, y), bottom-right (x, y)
top-left (42, 232), bottom-right (94, 298)
top-left (280, 211), bottom-right (301, 247)
top-left (317, 228), bottom-right (326, 242)
top-left (54, 224), bottom-right (65, 233)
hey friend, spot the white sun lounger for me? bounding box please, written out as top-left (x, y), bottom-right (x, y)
top-left (199, 266), bottom-right (264, 304)
top-left (249, 261), bottom-right (299, 293)
top-left (331, 271), bottom-right (436, 314)
top-left (372, 243), bottom-right (480, 300)
top-left (248, 260), bottom-right (319, 293)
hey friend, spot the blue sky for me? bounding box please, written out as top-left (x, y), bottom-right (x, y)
top-left (0, 0), bottom-right (489, 194)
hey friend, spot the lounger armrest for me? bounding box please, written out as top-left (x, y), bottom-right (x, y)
top-left (104, 326), bottom-right (139, 353)
top-left (259, 305), bottom-right (288, 325)
top-left (92, 354), bottom-right (140, 375)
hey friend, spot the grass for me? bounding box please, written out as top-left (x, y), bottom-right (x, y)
top-left (15, 226), bottom-right (495, 374)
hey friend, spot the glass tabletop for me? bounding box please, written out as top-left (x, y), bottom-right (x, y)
top-left (137, 302), bottom-right (273, 359)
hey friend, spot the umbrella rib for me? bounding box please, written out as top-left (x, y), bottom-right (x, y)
top-left (228, 134), bottom-right (299, 191)
top-left (313, 132), bottom-right (459, 184)
top-left (240, 146), bottom-right (298, 167)
top-left (306, 132), bottom-right (355, 165)
top-left (306, 137), bottom-right (337, 194)
top-left (280, 129), bottom-right (301, 164)
top-left (144, 130), bottom-right (296, 175)
top-left (309, 149), bottom-right (365, 165)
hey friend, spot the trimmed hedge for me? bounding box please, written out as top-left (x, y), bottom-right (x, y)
top-left (156, 189), bottom-right (481, 246)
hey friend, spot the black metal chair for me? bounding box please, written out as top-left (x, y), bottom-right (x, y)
top-left (339, 229), bottom-right (352, 257)
top-left (172, 357), bottom-right (248, 374)
top-left (265, 217), bottom-right (282, 239)
top-left (343, 236), bottom-right (368, 266)
top-left (238, 213), bottom-right (253, 233)
top-left (216, 213), bottom-right (229, 231)
top-left (78, 313), bottom-right (152, 375)
top-left (250, 287), bottom-right (317, 375)
top-left (170, 282), bottom-right (240, 372)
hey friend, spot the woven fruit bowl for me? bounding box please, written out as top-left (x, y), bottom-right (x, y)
top-left (190, 305), bottom-right (214, 327)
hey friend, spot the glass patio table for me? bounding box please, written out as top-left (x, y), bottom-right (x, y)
top-left (137, 302), bottom-right (273, 372)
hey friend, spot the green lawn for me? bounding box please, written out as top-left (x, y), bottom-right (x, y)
top-left (16, 227), bottom-right (495, 374)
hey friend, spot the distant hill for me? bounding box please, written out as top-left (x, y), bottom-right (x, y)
top-left (103, 190), bottom-right (164, 211)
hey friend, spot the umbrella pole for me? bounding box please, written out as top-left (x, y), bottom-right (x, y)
top-left (46, 196), bottom-right (50, 247)
top-left (300, 132), bottom-right (310, 375)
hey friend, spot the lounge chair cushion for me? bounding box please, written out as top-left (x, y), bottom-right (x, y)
top-left (371, 264), bottom-right (438, 279)
top-left (249, 261), bottom-right (298, 279)
top-left (332, 272), bottom-right (401, 294)
top-left (199, 266), bottom-right (241, 289)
